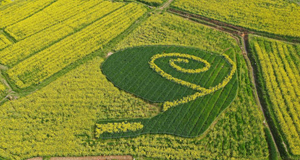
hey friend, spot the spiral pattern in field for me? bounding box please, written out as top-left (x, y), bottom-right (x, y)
top-left (149, 52), bottom-right (236, 111)
top-left (99, 46), bottom-right (238, 138)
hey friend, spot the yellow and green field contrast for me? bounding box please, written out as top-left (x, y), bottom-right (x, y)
top-left (0, 0), bottom-right (288, 159)
top-left (250, 36), bottom-right (300, 156)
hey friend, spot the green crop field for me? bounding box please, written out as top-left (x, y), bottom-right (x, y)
top-left (99, 45), bottom-right (237, 138)
top-left (0, 0), bottom-right (298, 159)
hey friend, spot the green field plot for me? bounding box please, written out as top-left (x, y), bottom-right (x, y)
top-left (249, 35), bottom-right (300, 157)
top-left (171, 0), bottom-right (300, 37)
top-left (99, 45), bottom-right (237, 138)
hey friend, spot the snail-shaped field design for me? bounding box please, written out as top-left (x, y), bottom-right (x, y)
top-left (99, 46), bottom-right (238, 138)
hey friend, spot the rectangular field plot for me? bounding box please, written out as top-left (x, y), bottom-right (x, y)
top-left (5, 0), bottom-right (122, 40)
top-left (250, 35), bottom-right (300, 156)
top-left (2, 3), bottom-right (147, 88)
top-left (0, 0), bottom-right (55, 28)
top-left (0, 1), bottom-right (124, 67)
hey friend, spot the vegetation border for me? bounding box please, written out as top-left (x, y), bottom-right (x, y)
top-left (247, 34), bottom-right (300, 159)
top-left (0, 2), bottom-right (152, 98)
top-left (97, 45), bottom-right (239, 139)
top-left (168, 8), bottom-right (300, 44)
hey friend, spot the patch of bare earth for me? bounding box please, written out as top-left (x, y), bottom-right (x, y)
top-left (106, 52), bottom-right (114, 58)
top-left (27, 157), bottom-right (43, 160)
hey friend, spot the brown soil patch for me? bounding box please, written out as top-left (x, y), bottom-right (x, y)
top-left (106, 52), bottom-right (114, 58)
top-left (50, 155), bottom-right (133, 160)
top-left (27, 157), bottom-right (43, 160)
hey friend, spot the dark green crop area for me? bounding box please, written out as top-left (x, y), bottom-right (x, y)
top-left (100, 45), bottom-right (238, 138)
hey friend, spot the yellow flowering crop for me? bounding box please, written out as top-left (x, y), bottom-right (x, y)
top-left (0, 83), bottom-right (6, 93)
top-left (95, 122), bottom-right (144, 138)
top-left (0, 34), bottom-right (11, 50)
top-left (0, 1), bottom-right (123, 67)
top-left (0, 0), bottom-right (55, 28)
top-left (6, 3), bottom-right (147, 88)
top-left (5, 0), bottom-right (124, 40)
top-left (252, 36), bottom-right (300, 155)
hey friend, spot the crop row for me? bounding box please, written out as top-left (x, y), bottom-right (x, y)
top-left (251, 36), bottom-right (300, 155)
top-left (5, 0), bottom-right (119, 40)
top-left (0, 0), bottom-right (55, 28)
top-left (0, 1), bottom-right (123, 67)
top-left (6, 3), bottom-right (147, 88)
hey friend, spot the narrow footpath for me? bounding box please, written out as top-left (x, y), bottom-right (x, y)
top-left (159, 0), bottom-right (174, 10)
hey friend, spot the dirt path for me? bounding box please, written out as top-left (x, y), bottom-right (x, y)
top-left (168, 9), bottom-right (300, 44)
top-left (106, 52), bottom-right (114, 58)
top-left (168, 8), bottom-right (284, 157)
top-left (241, 34), bottom-right (281, 156)
top-left (159, 0), bottom-right (174, 10)
top-left (0, 64), bottom-right (18, 102)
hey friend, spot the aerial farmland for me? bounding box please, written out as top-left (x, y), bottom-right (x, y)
top-left (0, 0), bottom-right (299, 159)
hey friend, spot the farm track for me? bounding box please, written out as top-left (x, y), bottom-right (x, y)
top-left (168, 8), bottom-right (300, 44)
top-left (159, 0), bottom-right (174, 10)
top-left (242, 34), bottom-right (283, 157)
top-left (167, 7), bottom-right (288, 158)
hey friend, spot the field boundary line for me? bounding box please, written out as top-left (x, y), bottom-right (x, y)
top-left (2, 0), bottom-right (58, 30)
top-left (7, 4), bottom-right (125, 69)
top-left (159, 0), bottom-right (174, 10)
top-left (0, 29), bottom-right (16, 44)
top-left (242, 34), bottom-right (282, 158)
top-left (168, 8), bottom-right (300, 44)
top-left (167, 8), bottom-right (291, 158)
top-left (98, 45), bottom-right (239, 139)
